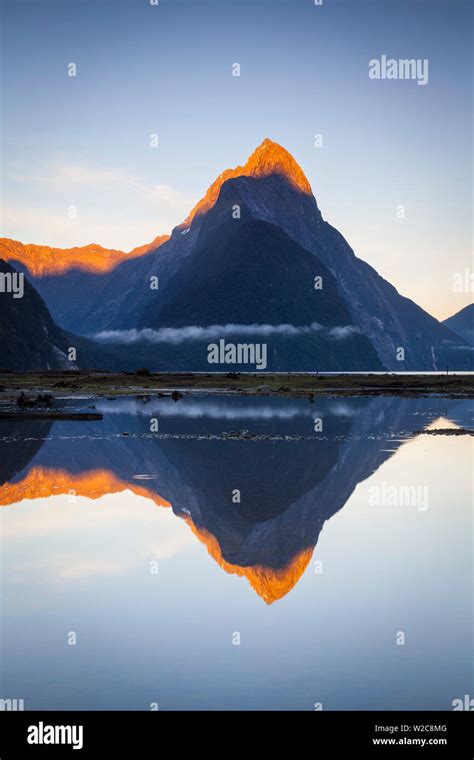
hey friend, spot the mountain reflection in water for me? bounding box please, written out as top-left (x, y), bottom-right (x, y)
top-left (1, 393), bottom-right (472, 710)
top-left (1, 394), bottom-right (470, 604)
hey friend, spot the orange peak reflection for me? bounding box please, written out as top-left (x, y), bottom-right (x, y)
top-left (180, 137), bottom-right (313, 230)
top-left (183, 515), bottom-right (314, 605)
top-left (2, 466), bottom-right (313, 602)
top-left (0, 466), bottom-right (171, 508)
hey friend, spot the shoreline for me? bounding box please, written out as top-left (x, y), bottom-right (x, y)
top-left (0, 371), bottom-right (473, 401)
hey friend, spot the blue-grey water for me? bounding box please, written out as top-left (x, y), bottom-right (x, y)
top-left (0, 393), bottom-right (472, 710)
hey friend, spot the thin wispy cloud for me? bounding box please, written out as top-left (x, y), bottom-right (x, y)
top-left (94, 323), bottom-right (362, 345)
top-left (1, 204), bottom-right (165, 251)
top-left (3, 160), bottom-right (196, 249)
top-left (8, 161), bottom-right (128, 187)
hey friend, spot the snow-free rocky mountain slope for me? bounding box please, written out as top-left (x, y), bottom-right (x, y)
top-left (443, 304), bottom-right (474, 347)
top-left (0, 259), bottom-right (103, 370)
top-left (0, 260), bottom-right (162, 372)
top-left (1, 139), bottom-right (471, 370)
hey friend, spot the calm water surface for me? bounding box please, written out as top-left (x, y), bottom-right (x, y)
top-left (0, 394), bottom-right (472, 710)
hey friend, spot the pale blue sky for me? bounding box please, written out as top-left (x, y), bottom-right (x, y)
top-left (1, 0), bottom-right (472, 319)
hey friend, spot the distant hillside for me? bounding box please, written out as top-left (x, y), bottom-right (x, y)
top-left (443, 304), bottom-right (474, 346)
top-left (0, 259), bottom-right (116, 371)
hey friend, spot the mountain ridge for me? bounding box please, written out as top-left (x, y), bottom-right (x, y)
top-left (0, 234), bottom-right (169, 276)
top-left (442, 304), bottom-right (474, 346)
top-left (1, 138), bottom-right (471, 370)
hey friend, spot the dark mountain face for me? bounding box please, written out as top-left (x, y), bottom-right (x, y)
top-left (136, 190), bottom-right (383, 370)
top-left (0, 259), bottom-right (76, 370)
top-left (1, 139), bottom-right (471, 371)
top-left (188, 170), bottom-right (470, 371)
top-left (443, 304), bottom-right (474, 346)
top-left (142, 216), bottom-right (350, 328)
top-left (29, 167), bottom-right (326, 338)
top-left (0, 419), bottom-right (53, 485)
top-left (0, 259), bottom-right (133, 371)
top-left (10, 237), bottom-right (184, 336)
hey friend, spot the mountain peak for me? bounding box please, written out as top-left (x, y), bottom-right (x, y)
top-left (182, 514), bottom-right (314, 604)
top-left (179, 138), bottom-right (313, 229)
top-left (245, 137), bottom-right (313, 194)
top-left (251, 136), bottom-right (287, 155)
